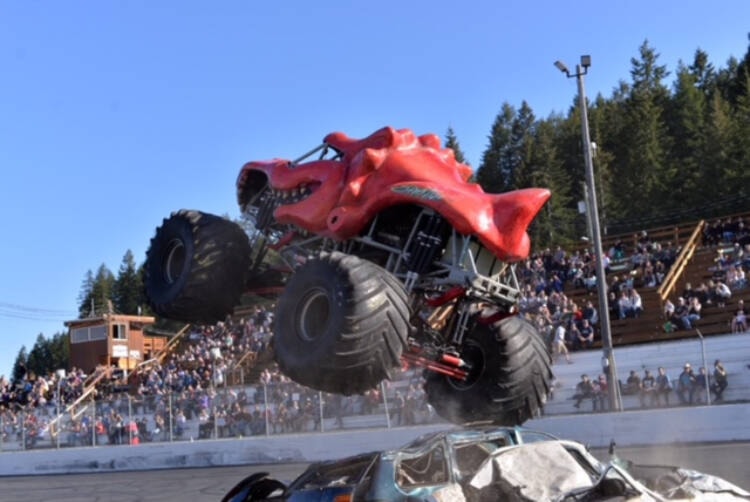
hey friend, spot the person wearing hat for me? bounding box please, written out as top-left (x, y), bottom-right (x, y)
top-left (676, 363), bottom-right (696, 405)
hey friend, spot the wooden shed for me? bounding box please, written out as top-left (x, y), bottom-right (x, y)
top-left (64, 314), bottom-right (166, 373)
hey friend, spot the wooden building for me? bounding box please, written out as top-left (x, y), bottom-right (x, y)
top-left (64, 314), bottom-right (167, 373)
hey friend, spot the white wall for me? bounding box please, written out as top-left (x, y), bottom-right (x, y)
top-left (1, 402), bottom-right (749, 476)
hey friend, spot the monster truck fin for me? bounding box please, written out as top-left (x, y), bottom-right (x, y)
top-left (491, 188), bottom-right (551, 261)
top-left (325, 127), bottom-right (399, 158)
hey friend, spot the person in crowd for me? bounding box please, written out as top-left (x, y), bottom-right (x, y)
top-left (640, 369), bottom-right (657, 407)
top-left (687, 296), bottom-right (702, 326)
top-left (573, 319), bottom-right (595, 351)
top-left (713, 280), bottom-right (732, 308)
top-left (663, 298), bottom-right (675, 319)
top-left (655, 366), bottom-right (672, 406)
top-left (662, 299), bottom-right (676, 333)
top-left (551, 322), bottom-right (572, 364)
top-left (731, 299), bottom-right (747, 333)
top-left (641, 266), bottom-right (658, 288)
top-left (593, 374), bottom-right (608, 412)
top-left (712, 359), bottom-right (728, 401)
top-left (682, 282), bottom-right (696, 301)
top-left (676, 363), bottom-right (697, 405)
top-left (714, 249), bottom-right (731, 272)
top-left (572, 374), bottom-right (596, 410)
top-left (628, 288), bottom-right (644, 318)
top-left (582, 300), bottom-right (598, 327)
top-left (672, 297), bottom-right (692, 330)
top-left (693, 366), bottom-right (709, 404)
top-left (617, 290), bottom-right (632, 320)
top-left (622, 370), bottom-right (642, 396)
top-left (391, 391), bottom-right (405, 426)
top-left (727, 264), bottom-right (746, 290)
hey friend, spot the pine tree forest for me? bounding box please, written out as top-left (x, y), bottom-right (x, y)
top-left (473, 39), bottom-right (750, 248)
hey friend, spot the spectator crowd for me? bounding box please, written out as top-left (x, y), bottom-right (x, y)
top-left (1, 305), bottom-right (434, 449)
top-left (1, 216), bottom-right (749, 449)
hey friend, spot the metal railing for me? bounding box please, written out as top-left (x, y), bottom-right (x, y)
top-left (0, 375), bottom-right (438, 453)
top-left (657, 220), bottom-right (706, 303)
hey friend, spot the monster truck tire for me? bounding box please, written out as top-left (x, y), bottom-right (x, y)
top-left (273, 251), bottom-right (410, 395)
top-left (144, 210), bottom-right (252, 323)
top-left (424, 315), bottom-right (552, 426)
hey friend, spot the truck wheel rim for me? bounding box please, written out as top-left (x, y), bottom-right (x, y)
top-left (164, 239), bottom-right (186, 284)
top-left (297, 288), bottom-right (330, 342)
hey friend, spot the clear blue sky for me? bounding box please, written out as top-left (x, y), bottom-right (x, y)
top-left (1, 1), bottom-right (748, 378)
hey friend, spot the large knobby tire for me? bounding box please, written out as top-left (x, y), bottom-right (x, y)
top-left (273, 251), bottom-right (410, 395)
top-left (424, 315), bottom-right (552, 426)
top-left (144, 210), bottom-right (252, 324)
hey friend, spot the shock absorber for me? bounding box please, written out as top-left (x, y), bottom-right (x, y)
top-left (256, 189), bottom-right (279, 231)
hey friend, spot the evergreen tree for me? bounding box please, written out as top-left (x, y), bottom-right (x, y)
top-left (113, 249), bottom-right (144, 315)
top-left (723, 33), bottom-right (750, 106)
top-left (525, 117), bottom-right (578, 247)
top-left (727, 73), bottom-right (750, 196)
top-left (476, 103), bottom-right (515, 193)
top-left (23, 332), bottom-right (69, 379)
top-left (593, 82), bottom-right (629, 225)
top-left (507, 101), bottom-right (536, 190)
top-left (688, 48), bottom-right (716, 96)
top-left (48, 331), bottom-right (70, 373)
top-left (77, 269), bottom-right (95, 318)
top-left (11, 346), bottom-right (28, 384)
top-left (615, 40), bottom-right (672, 222)
top-left (444, 126), bottom-right (468, 165)
top-left (701, 92), bottom-right (733, 201)
top-left (551, 95), bottom-right (596, 238)
top-left (26, 333), bottom-right (52, 379)
top-left (586, 96), bottom-right (617, 236)
top-left (137, 263), bottom-right (155, 316)
top-left (668, 61), bottom-right (707, 206)
top-left (715, 56), bottom-right (740, 105)
top-left (77, 264), bottom-right (115, 317)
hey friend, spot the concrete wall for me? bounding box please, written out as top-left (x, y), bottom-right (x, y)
top-left (1, 402), bottom-right (748, 477)
top-left (546, 331), bottom-right (750, 414)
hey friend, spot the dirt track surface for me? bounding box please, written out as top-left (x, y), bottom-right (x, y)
top-left (1, 442), bottom-right (748, 502)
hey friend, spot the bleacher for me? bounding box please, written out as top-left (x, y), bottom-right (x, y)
top-left (563, 212), bottom-right (749, 348)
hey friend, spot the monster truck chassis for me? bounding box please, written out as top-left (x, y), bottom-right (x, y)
top-left (144, 127), bottom-right (553, 425)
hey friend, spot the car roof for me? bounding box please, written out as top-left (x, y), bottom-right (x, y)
top-left (400, 425), bottom-right (553, 450)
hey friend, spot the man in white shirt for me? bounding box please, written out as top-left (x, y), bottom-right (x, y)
top-left (552, 323), bottom-right (572, 364)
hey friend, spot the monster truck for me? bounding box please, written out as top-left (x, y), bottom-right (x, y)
top-left (143, 126), bottom-right (553, 425)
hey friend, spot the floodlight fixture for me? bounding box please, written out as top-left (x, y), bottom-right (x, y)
top-left (553, 60), bottom-right (570, 76)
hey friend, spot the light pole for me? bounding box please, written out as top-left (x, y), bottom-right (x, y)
top-left (55, 368), bottom-right (66, 448)
top-left (554, 55), bottom-right (622, 411)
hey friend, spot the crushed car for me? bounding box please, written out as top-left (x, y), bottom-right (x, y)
top-left (467, 439), bottom-right (750, 501)
top-left (221, 427), bottom-right (750, 502)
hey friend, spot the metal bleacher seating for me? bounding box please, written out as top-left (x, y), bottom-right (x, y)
top-left (564, 214), bottom-right (750, 349)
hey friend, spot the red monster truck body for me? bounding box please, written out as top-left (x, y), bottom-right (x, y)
top-left (144, 126), bottom-right (554, 425)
